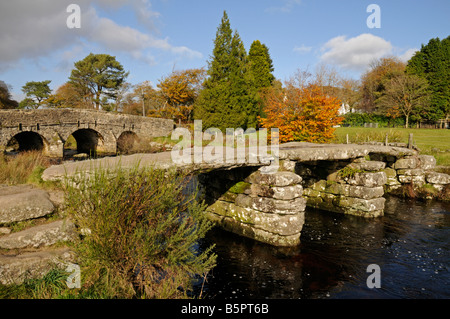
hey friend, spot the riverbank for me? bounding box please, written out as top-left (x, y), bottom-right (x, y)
top-left (334, 127), bottom-right (450, 167)
top-left (0, 153), bottom-right (216, 299)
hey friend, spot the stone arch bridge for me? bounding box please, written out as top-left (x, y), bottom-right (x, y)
top-left (0, 109), bottom-right (174, 157)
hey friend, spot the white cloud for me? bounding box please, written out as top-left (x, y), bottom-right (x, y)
top-left (0, 0), bottom-right (201, 71)
top-left (320, 33), bottom-right (393, 71)
top-left (293, 45), bottom-right (312, 54)
top-left (0, 0), bottom-right (70, 65)
top-left (398, 48), bottom-right (418, 62)
top-left (55, 44), bottom-right (86, 72)
top-left (85, 12), bottom-right (202, 63)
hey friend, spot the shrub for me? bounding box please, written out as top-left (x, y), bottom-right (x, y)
top-left (63, 165), bottom-right (216, 299)
top-left (342, 113), bottom-right (405, 127)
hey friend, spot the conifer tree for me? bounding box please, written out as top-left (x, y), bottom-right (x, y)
top-left (227, 31), bottom-right (259, 129)
top-left (248, 40), bottom-right (276, 119)
top-left (69, 53), bottom-right (128, 110)
top-left (406, 36), bottom-right (450, 122)
top-left (248, 40), bottom-right (275, 90)
top-left (194, 11), bottom-right (258, 131)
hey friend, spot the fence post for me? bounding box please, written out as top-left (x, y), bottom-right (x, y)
top-left (385, 133), bottom-right (388, 146)
top-left (408, 133), bottom-right (413, 149)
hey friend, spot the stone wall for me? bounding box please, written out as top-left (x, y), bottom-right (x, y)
top-left (199, 167), bottom-right (306, 247)
top-left (375, 154), bottom-right (450, 199)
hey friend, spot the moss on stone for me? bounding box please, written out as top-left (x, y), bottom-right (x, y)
top-left (311, 180), bottom-right (327, 192)
top-left (416, 183), bottom-right (440, 200)
top-left (229, 181), bottom-right (251, 194)
top-left (338, 166), bottom-right (364, 179)
top-left (305, 196), bottom-right (323, 207)
top-left (218, 191), bottom-right (238, 203)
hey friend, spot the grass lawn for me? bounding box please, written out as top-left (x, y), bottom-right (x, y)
top-left (333, 127), bottom-right (450, 166)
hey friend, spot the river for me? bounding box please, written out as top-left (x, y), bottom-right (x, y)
top-left (194, 195), bottom-right (450, 299)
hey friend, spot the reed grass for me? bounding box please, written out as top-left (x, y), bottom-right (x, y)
top-left (0, 151), bottom-right (49, 185)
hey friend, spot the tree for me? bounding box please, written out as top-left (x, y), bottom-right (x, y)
top-left (377, 73), bottom-right (431, 128)
top-left (248, 40), bottom-right (275, 90)
top-left (336, 78), bottom-right (361, 112)
top-left (69, 53), bottom-right (129, 110)
top-left (259, 80), bottom-right (343, 143)
top-left (407, 36), bottom-right (450, 123)
top-left (122, 81), bottom-right (165, 117)
top-left (51, 82), bottom-right (92, 109)
top-left (360, 57), bottom-right (406, 113)
top-left (283, 65), bottom-right (360, 114)
top-left (194, 11), bottom-right (259, 131)
top-left (313, 63), bottom-right (342, 96)
top-left (113, 82), bottom-right (132, 112)
top-left (0, 81), bottom-right (19, 109)
top-left (157, 68), bottom-right (206, 122)
top-left (248, 40), bottom-right (276, 119)
top-left (19, 80), bottom-right (51, 109)
top-left (227, 30), bottom-right (259, 129)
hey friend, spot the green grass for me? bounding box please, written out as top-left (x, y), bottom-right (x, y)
top-left (333, 127), bottom-right (450, 166)
top-left (0, 268), bottom-right (77, 299)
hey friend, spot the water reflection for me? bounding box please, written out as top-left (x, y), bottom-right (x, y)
top-left (196, 196), bottom-right (450, 299)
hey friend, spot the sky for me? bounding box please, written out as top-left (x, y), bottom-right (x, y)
top-left (0, 0), bottom-right (449, 101)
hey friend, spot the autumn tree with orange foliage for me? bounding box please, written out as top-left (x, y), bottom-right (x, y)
top-left (259, 81), bottom-right (343, 143)
top-left (155, 68), bottom-right (205, 123)
top-left (51, 82), bottom-right (93, 109)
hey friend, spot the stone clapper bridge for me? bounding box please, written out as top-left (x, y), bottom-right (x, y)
top-left (41, 130), bottom-right (450, 247)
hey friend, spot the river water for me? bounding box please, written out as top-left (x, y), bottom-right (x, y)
top-left (194, 196), bottom-right (450, 299)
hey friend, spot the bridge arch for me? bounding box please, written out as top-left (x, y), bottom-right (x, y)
top-left (6, 131), bottom-right (48, 153)
top-left (68, 128), bottom-right (104, 156)
top-left (117, 131), bottom-right (139, 154)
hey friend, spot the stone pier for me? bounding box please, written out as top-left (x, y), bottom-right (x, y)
top-left (293, 158), bottom-right (388, 218)
top-left (200, 168), bottom-right (306, 246)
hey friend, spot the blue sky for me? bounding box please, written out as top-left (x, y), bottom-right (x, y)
top-left (0, 0), bottom-right (449, 101)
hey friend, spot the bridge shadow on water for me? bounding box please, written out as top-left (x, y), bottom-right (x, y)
top-left (193, 195), bottom-right (450, 299)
